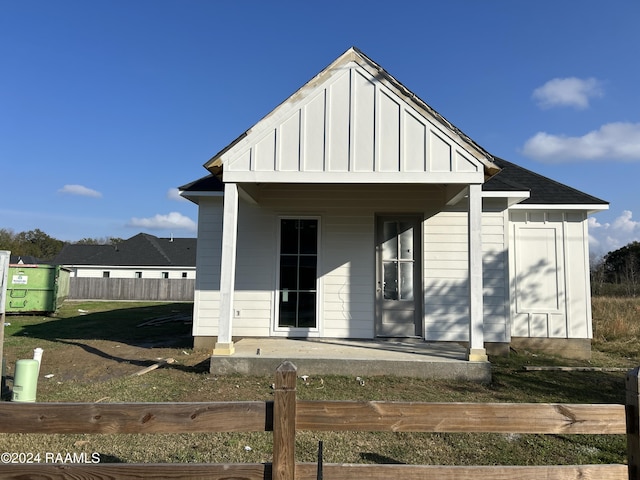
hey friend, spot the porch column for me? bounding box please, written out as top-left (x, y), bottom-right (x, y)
top-left (213, 183), bottom-right (239, 356)
top-left (468, 183), bottom-right (488, 361)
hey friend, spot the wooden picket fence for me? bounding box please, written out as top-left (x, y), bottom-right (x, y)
top-left (0, 361), bottom-right (638, 479)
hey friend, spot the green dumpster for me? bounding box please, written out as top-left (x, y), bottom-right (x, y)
top-left (6, 264), bottom-right (70, 314)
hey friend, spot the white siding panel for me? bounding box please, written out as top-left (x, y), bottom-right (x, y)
top-left (424, 211), bottom-right (469, 341)
top-left (510, 211), bottom-right (593, 341)
top-left (352, 69), bottom-right (375, 172)
top-left (278, 111), bottom-right (300, 171)
top-left (327, 71), bottom-right (351, 171)
top-left (403, 110), bottom-right (427, 172)
top-left (378, 90), bottom-right (400, 172)
top-left (455, 150), bottom-right (479, 173)
top-left (565, 216), bottom-right (590, 337)
top-left (193, 197), bottom-right (224, 337)
top-left (302, 91), bottom-right (326, 172)
top-left (254, 131), bottom-right (276, 171)
top-left (430, 132), bottom-right (452, 172)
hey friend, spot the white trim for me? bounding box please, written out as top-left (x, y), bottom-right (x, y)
top-left (180, 190), bottom-right (224, 198)
top-left (468, 184), bottom-right (484, 351)
top-left (218, 183), bottom-right (239, 345)
top-left (510, 203), bottom-right (609, 212)
top-left (272, 216), bottom-right (322, 337)
top-left (222, 170), bottom-right (484, 184)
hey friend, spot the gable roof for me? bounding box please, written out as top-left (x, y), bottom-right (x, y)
top-left (484, 157), bottom-right (608, 206)
top-left (205, 47), bottom-right (499, 185)
top-left (53, 233), bottom-right (197, 267)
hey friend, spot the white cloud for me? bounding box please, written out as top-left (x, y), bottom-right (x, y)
top-left (127, 212), bottom-right (196, 232)
top-left (532, 77), bottom-right (603, 110)
top-left (589, 210), bottom-right (640, 255)
top-left (167, 188), bottom-right (187, 201)
top-left (58, 184), bottom-right (102, 198)
top-left (521, 122), bottom-right (640, 162)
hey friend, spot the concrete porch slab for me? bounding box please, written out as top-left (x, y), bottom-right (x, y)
top-left (209, 338), bottom-right (491, 382)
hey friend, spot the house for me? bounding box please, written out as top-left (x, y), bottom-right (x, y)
top-left (180, 47), bottom-right (608, 361)
top-left (52, 233), bottom-right (197, 279)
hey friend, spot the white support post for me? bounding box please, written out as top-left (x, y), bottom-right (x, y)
top-left (467, 184), bottom-right (487, 361)
top-left (213, 183), bottom-right (239, 356)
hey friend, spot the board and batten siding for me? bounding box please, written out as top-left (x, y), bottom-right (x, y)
top-left (219, 61), bottom-right (485, 185)
top-left (423, 203), bottom-right (509, 343)
top-left (510, 210), bottom-right (591, 339)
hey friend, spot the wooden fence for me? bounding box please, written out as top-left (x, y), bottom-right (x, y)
top-left (68, 277), bottom-right (195, 301)
top-left (0, 361), bottom-right (638, 479)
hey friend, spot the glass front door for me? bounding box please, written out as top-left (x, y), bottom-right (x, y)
top-left (278, 219), bottom-right (318, 328)
top-left (376, 215), bottom-right (422, 337)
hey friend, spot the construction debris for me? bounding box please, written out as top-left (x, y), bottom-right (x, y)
top-left (523, 366), bottom-right (629, 372)
top-left (131, 358), bottom-right (176, 376)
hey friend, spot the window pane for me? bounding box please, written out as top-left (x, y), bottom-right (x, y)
top-left (279, 255), bottom-right (298, 289)
top-left (383, 261), bottom-right (398, 300)
top-left (280, 219), bottom-right (298, 254)
top-left (400, 262), bottom-right (414, 300)
top-left (278, 291), bottom-right (297, 327)
top-left (382, 221), bottom-right (398, 260)
top-left (298, 256), bottom-right (317, 290)
top-left (399, 222), bottom-right (414, 260)
top-left (299, 220), bottom-right (318, 254)
top-left (298, 292), bottom-right (316, 327)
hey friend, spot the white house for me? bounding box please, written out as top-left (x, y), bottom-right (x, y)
top-left (180, 47), bottom-right (607, 361)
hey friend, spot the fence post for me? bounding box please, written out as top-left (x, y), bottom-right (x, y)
top-left (273, 361), bottom-right (297, 480)
top-left (627, 367), bottom-right (640, 480)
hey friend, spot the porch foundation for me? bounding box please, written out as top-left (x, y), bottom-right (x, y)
top-left (511, 337), bottom-right (592, 361)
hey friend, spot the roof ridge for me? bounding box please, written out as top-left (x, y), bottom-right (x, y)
top-left (142, 234), bottom-right (173, 265)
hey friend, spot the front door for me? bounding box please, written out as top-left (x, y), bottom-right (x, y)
top-left (375, 215), bottom-right (422, 337)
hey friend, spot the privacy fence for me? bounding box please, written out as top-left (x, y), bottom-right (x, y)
top-left (0, 361), bottom-right (638, 479)
top-left (68, 278), bottom-right (195, 302)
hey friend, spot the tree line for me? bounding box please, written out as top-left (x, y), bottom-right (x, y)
top-left (0, 228), bottom-right (122, 261)
top-left (592, 241), bottom-right (640, 296)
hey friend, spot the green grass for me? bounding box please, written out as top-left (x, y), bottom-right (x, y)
top-left (0, 297), bottom-right (638, 466)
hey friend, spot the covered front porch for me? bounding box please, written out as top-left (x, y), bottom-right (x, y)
top-left (209, 337), bottom-right (492, 382)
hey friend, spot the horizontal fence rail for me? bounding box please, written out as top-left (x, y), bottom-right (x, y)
top-left (68, 277), bottom-right (195, 301)
top-left (0, 361), bottom-right (637, 480)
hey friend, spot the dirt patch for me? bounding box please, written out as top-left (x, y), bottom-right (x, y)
top-left (32, 339), bottom-right (210, 383)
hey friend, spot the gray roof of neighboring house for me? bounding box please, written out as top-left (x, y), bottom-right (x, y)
top-left (52, 233), bottom-right (196, 267)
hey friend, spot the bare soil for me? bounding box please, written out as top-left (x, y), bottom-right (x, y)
top-left (30, 338), bottom-right (212, 383)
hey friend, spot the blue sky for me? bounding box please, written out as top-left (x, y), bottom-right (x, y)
top-left (1, 1), bottom-right (639, 258)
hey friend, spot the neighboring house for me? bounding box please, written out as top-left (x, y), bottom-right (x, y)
top-left (53, 233), bottom-right (197, 279)
top-left (180, 47), bottom-right (608, 361)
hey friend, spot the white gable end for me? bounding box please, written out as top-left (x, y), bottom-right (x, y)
top-left (215, 51), bottom-right (489, 184)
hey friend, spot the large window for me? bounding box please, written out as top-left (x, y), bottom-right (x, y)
top-left (278, 219), bottom-right (318, 328)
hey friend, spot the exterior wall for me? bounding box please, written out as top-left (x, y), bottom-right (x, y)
top-left (509, 210), bottom-right (592, 340)
top-left (423, 199), bottom-right (509, 343)
top-left (192, 184), bottom-right (511, 344)
top-left (192, 196), bottom-right (223, 337)
top-left (193, 184), bottom-right (448, 340)
top-left (68, 266), bottom-right (195, 279)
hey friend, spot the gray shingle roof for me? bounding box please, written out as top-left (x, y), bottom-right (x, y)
top-left (53, 233), bottom-right (196, 267)
top-left (483, 157), bottom-right (608, 205)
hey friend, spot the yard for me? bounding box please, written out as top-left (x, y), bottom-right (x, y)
top-left (0, 298), bottom-right (638, 466)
